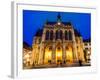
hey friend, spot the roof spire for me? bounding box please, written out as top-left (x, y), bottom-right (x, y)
top-left (57, 13), bottom-right (61, 22)
top-left (45, 19), bottom-right (49, 25)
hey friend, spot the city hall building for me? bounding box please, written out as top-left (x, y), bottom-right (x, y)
top-left (31, 14), bottom-right (90, 67)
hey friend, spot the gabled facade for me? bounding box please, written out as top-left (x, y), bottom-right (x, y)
top-left (31, 14), bottom-right (86, 67)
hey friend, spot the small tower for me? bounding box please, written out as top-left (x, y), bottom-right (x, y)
top-left (57, 13), bottom-right (61, 24)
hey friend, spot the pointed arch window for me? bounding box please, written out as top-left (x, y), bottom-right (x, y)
top-left (56, 30), bottom-right (63, 40)
top-left (45, 30), bottom-right (49, 40)
top-left (65, 31), bottom-right (68, 40)
top-left (59, 30), bottom-right (63, 40)
top-left (50, 30), bottom-right (53, 40)
top-left (56, 30), bottom-right (59, 40)
top-left (69, 30), bottom-right (72, 40)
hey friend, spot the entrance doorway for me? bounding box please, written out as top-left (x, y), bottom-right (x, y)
top-left (66, 46), bottom-right (73, 63)
top-left (44, 46), bottom-right (52, 64)
top-left (56, 46), bottom-right (62, 65)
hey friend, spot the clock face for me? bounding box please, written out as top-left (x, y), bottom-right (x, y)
top-left (57, 22), bottom-right (61, 25)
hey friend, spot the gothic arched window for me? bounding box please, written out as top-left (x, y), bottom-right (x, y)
top-left (56, 30), bottom-right (59, 40)
top-left (45, 30), bottom-right (49, 40)
top-left (65, 30), bottom-right (68, 40)
top-left (69, 30), bottom-right (72, 40)
top-left (50, 30), bottom-right (53, 40)
top-left (59, 30), bottom-right (63, 40)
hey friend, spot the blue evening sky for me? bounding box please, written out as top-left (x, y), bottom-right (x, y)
top-left (23, 10), bottom-right (91, 46)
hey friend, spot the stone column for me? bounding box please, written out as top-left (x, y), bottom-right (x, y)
top-left (52, 30), bottom-right (56, 64)
top-left (63, 30), bottom-right (65, 42)
top-left (42, 46), bottom-right (45, 64)
top-left (42, 29), bottom-right (46, 42)
top-left (52, 44), bottom-right (56, 64)
top-left (53, 30), bottom-right (55, 42)
top-left (62, 30), bottom-right (66, 64)
top-left (72, 29), bottom-right (78, 62)
top-left (62, 44), bottom-right (66, 64)
top-left (38, 44), bottom-right (44, 65)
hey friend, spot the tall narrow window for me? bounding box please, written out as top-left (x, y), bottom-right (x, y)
top-left (69, 31), bottom-right (72, 40)
top-left (59, 30), bottom-right (62, 40)
top-left (45, 30), bottom-right (49, 40)
top-left (65, 31), bottom-right (68, 40)
top-left (56, 30), bottom-right (59, 40)
top-left (50, 30), bottom-right (53, 40)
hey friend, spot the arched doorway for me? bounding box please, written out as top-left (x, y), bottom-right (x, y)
top-left (66, 46), bottom-right (73, 63)
top-left (56, 46), bottom-right (62, 64)
top-left (44, 46), bottom-right (52, 64)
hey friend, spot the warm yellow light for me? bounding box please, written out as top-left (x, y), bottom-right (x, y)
top-left (48, 52), bottom-right (51, 59)
top-left (45, 50), bottom-right (52, 63)
top-left (26, 58), bottom-right (30, 62)
top-left (24, 54), bottom-right (30, 59)
top-left (57, 53), bottom-right (61, 57)
top-left (87, 51), bottom-right (90, 54)
top-left (66, 50), bottom-right (73, 62)
top-left (56, 50), bottom-right (62, 60)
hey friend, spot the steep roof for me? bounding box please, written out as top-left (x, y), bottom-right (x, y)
top-left (35, 29), bottom-right (43, 37)
top-left (74, 29), bottom-right (81, 37)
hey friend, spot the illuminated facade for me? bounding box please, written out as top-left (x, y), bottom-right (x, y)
top-left (83, 40), bottom-right (91, 63)
top-left (31, 14), bottom-right (90, 68)
top-left (23, 43), bottom-right (32, 69)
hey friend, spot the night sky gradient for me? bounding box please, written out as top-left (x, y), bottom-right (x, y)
top-left (23, 10), bottom-right (91, 47)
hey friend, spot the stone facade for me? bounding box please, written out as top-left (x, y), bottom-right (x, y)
top-left (31, 14), bottom-right (88, 67)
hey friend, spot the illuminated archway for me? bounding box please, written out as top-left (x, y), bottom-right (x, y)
top-left (56, 46), bottom-right (62, 64)
top-left (44, 46), bottom-right (52, 64)
top-left (66, 46), bottom-right (73, 62)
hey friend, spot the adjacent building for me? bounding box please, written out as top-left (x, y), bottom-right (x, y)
top-left (83, 39), bottom-right (91, 63)
top-left (23, 42), bottom-right (32, 68)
